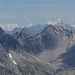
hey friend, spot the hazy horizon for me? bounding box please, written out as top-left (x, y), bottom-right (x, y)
top-left (0, 0), bottom-right (75, 30)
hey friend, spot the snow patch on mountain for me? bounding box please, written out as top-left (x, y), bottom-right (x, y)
top-left (9, 53), bottom-right (17, 65)
top-left (9, 53), bottom-right (12, 58)
top-left (12, 60), bottom-right (17, 65)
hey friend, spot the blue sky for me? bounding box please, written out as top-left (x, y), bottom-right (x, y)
top-left (0, 0), bottom-right (75, 30)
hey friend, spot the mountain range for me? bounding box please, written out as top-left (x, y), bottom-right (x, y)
top-left (9, 23), bottom-right (75, 35)
top-left (0, 24), bottom-right (75, 75)
top-left (10, 24), bottom-right (48, 35)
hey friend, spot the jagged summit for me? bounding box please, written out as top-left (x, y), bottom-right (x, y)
top-left (19, 27), bottom-right (32, 38)
top-left (0, 27), bottom-right (6, 36)
top-left (41, 24), bottom-right (65, 34)
top-left (0, 25), bottom-right (75, 75)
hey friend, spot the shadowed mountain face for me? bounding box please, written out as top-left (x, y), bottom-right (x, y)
top-left (0, 27), bottom-right (5, 35)
top-left (0, 27), bottom-right (55, 75)
top-left (19, 27), bottom-right (32, 39)
top-left (0, 25), bottom-right (75, 75)
top-left (0, 28), bottom-right (22, 52)
top-left (60, 45), bottom-right (75, 67)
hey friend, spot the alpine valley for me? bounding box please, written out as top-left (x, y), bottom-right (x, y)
top-left (0, 24), bottom-right (75, 75)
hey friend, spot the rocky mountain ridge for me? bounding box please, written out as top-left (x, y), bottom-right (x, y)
top-left (0, 24), bottom-right (75, 75)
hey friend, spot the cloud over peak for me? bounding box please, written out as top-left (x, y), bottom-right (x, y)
top-left (0, 23), bottom-right (20, 31)
top-left (47, 18), bottom-right (61, 25)
top-left (23, 16), bottom-right (33, 27)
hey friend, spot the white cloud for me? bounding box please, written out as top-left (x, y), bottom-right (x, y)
top-left (23, 16), bottom-right (31, 23)
top-left (71, 19), bottom-right (74, 23)
top-left (57, 18), bottom-right (61, 23)
top-left (47, 18), bottom-right (61, 25)
top-left (26, 23), bottom-right (33, 28)
top-left (71, 25), bottom-right (75, 28)
top-left (23, 16), bottom-right (33, 27)
top-left (47, 21), bottom-right (57, 25)
top-left (70, 19), bottom-right (75, 28)
top-left (0, 23), bottom-right (21, 31)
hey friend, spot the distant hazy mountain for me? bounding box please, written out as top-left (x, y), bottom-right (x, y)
top-left (11, 24), bottom-right (48, 35)
top-left (0, 24), bottom-right (75, 75)
top-left (28, 24), bottom-right (48, 34)
top-left (12, 27), bottom-right (22, 33)
top-left (11, 23), bottom-right (75, 35)
top-left (6, 27), bottom-right (22, 34)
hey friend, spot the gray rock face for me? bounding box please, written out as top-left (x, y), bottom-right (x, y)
top-left (0, 25), bottom-right (75, 75)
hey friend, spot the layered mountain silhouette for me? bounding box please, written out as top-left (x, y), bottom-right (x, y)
top-left (10, 24), bottom-right (48, 35)
top-left (10, 23), bottom-right (75, 35)
top-left (0, 24), bottom-right (75, 75)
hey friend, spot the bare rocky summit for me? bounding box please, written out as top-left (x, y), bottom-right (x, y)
top-left (0, 24), bottom-right (75, 75)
